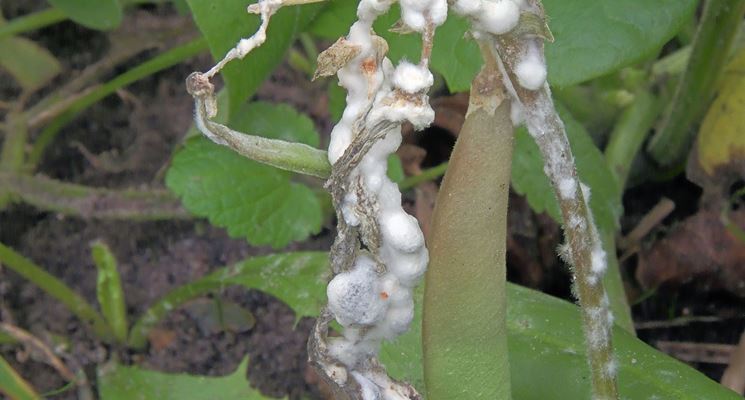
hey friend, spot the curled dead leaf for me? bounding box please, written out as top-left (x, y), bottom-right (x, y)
top-left (636, 209), bottom-right (745, 297)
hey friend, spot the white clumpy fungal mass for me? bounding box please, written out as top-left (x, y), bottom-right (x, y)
top-left (392, 61), bottom-right (434, 94)
top-left (452, 0), bottom-right (482, 16)
top-left (400, 0), bottom-right (448, 31)
top-left (478, 0), bottom-right (520, 35)
top-left (327, 256), bottom-right (388, 326)
top-left (324, 0), bottom-right (440, 390)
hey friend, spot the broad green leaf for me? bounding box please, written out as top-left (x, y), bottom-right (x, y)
top-left (166, 102), bottom-right (323, 248)
top-left (308, 0), bottom-right (696, 90)
top-left (511, 103), bottom-right (622, 231)
top-left (0, 37), bottom-right (61, 91)
top-left (383, 283), bottom-right (740, 399)
top-left (98, 357), bottom-right (281, 400)
top-left (0, 355), bottom-right (40, 400)
top-left (91, 241), bottom-right (128, 344)
top-left (506, 284), bottom-right (739, 400)
top-left (130, 250), bottom-right (740, 399)
top-left (541, 0), bottom-right (697, 87)
top-left (128, 252), bottom-right (328, 348)
top-left (47, 0), bottom-right (123, 30)
top-left (186, 0), bottom-right (322, 114)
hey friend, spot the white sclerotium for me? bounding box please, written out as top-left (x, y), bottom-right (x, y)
top-left (323, 1), bottom-right (443, 398)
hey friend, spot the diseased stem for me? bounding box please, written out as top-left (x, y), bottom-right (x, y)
top-left (518, 86), bottom-right (619, 399)
top-left (647, 0), bottom-right (745, 167)
top-left (0, 172), bottom-right (189, 220)
top-left (0, 243), bottom-right (112, 342)
top-left (27, 38), bottom-right (208, 168)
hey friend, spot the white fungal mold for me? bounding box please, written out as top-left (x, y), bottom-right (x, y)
top-left (478, 0), bottom-right (520, 35)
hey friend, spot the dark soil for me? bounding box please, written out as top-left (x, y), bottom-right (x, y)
top-left (1, 1), bottom-right (744, 400)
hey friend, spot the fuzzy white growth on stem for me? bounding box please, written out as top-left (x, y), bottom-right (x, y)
top-left (478, 0), bottom-right (520, 34)
top-left (321, 0), bottom-right (446, 397)
top-left (514, 42), bottom-right (548, 90)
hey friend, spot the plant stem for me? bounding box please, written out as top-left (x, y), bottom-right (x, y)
top-left (0, 8), bottom-right (66, 40)
top-left (0, 243), bottom-right (112, 341)
top-left (647, 0), bottom-right (745, 167)
top-left (0, 114), bottom-right (28, 208)
top-left (0, 172), bottom-right (189, 220)
top-left (605, 90), bottom-right (661, 188)
top-left (27, 38), bottom-right (208, 168)
top-left (493, 25), bottom-right (619, 396)
top-left (399, 161), bottom-right (448, 190)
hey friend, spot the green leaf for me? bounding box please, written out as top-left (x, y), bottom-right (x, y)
top-left (511, 103), bottom-right (622, 231)
top-left (98, 357), bottom-right (281, 400)
top-left (308, 0), bottom-right (696, 90)
top-left (0, 37), bottom-right (61, 91)
top-left (166, 102), bottom-right (323, 248)
top-left (326, 78), bottom-right (346, 123)
top-left (507, 284), bottom-right (739, 400)
top-left (186, 0), bottom-right (322, 114)
top-left (381, 283), bottom-right (740, 399)
top-left (128, 252), bottom-right (328, 348)
top-left (91, 241), bottom-right (128, 344)
top-left (129, 251), bottom-right (738, 399)
top-left (46, 0), bottom-right (123, 30)
top-left (379, 285), bottom-right (424, 390)
top-left (0, 355), bottom-right (40, 400)
top-left (542, 0), bottom-right (697, 87)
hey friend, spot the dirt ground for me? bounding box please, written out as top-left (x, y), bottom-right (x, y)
top-left (1, 2), bottom-right (744, 399)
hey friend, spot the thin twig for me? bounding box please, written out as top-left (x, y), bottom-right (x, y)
top-left (0, 323), bottom-right (76, 382)
top-left (618, 197), bottom-right (675, 250)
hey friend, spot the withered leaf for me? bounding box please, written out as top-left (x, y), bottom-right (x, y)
top-left (313, 37), bottom-right (362, 80)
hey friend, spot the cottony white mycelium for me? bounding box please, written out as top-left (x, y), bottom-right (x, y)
top-left (185, 0), bottom-right (619, 398)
